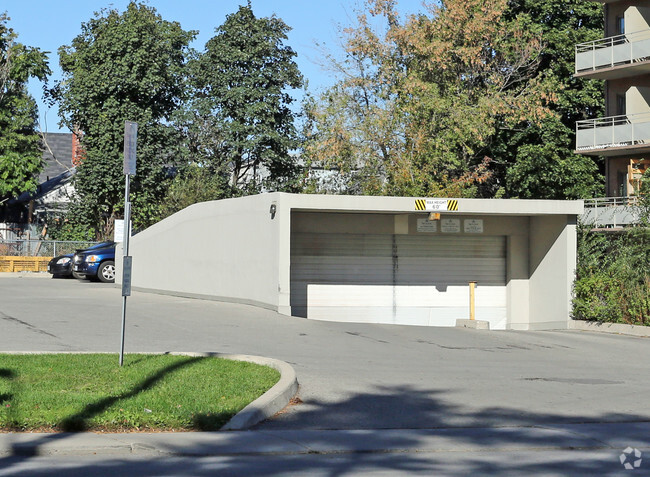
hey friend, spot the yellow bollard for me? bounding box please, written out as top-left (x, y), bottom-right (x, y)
top-left (469, 281), bottom-right (477, 320)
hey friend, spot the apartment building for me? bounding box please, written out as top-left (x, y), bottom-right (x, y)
top-left (575, 0), bottom-right (650, 197)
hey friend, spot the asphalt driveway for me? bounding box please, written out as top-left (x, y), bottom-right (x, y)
top-left (2, 273), bottom-right (649, 431)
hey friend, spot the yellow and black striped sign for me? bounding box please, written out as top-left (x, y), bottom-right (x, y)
top-left (414, 199), bottom-right (459, 212)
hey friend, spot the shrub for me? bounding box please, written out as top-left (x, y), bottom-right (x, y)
top-left (573, 224), bottom-right (650, 325)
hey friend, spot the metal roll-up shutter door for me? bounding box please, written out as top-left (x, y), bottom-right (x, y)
top-left (394, 235), bottom-right (506, 328)
top-left (290, 233), bottom-right (394, 319)
top-left (291, 232), bottom-right (507, 328)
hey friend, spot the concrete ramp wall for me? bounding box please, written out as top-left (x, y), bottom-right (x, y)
top-left (117, 194), bottom-right (282, 311)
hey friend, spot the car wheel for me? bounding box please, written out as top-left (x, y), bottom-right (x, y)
top-left (72, 271), bottom-right (85, 280)
top-left (97, 261), bottom-right (116, 283)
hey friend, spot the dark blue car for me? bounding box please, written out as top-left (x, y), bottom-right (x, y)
top-left (72, 241), bottom-right (116, 283)
top-left (47, 253), bottom-right (75, 278)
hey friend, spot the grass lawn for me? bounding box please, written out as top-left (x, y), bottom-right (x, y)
top-left (0, 354), bottom-right (280, 432)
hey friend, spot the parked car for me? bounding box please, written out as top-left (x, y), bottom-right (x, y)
top-left (48, 242), bottom-right (116, 279)
top-left (72, 241), bottom-right (116, 283)
top-left (47, 253), bottom-right (75, 278)
top-left (48, 241), bottom-right (115, 279)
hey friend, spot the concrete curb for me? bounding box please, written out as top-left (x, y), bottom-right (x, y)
top-left (170, 352), bottom-right (299, 431)
top-left (0, 272), bottom-right (50, 277)
top-left (3, 423), bottom-right (650, 458)
top-left (570, 320), bottom-right (650, 338)
top-left (0, 351), bottom-right (299, 431)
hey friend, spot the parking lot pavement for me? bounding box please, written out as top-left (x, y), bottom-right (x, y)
top-left (2, 273), bottom-right (650, 431)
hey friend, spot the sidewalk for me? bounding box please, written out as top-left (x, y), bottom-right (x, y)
top-left (2, 422), bottom-right (650, 457)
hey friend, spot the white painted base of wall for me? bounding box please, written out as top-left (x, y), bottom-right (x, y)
top-left (307, 284), bottom-right (507, 329)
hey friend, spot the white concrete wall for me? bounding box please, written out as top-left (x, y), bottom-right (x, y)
top-left (625, 6), bottom-right (650, 34)
top-left (607, 2), bottom-right (650, 36)
top-left (607, 77), bottom-right (650, 114)
top-left (506, 230), bottom-right (530, 329)
top-left (526, 216), bottom-right (577, 330)
top-left (117, 193), bottom-right (282, 310)
top-left (627, 86), bottom-right (650, 116)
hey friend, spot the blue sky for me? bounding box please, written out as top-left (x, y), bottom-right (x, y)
top-left (4, 0), bottom-right (428, 133)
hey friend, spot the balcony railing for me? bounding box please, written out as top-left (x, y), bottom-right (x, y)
top-left (575, 29), bottom-right (650, 74)
top-left (582, 196), bottom-right (641, 228)
top-left (576, 111), bottom-right (650, 152)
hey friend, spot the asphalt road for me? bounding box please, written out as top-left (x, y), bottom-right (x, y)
top-left (2, 273), bottom-right (649, 432)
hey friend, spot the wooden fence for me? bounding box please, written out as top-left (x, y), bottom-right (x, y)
top-left (0, 256), bottom-right (52, 272)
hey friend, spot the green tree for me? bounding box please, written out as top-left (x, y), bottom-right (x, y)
top-left (503, 117), bottom-right (602, 199)
top-left (305, 0), bottom-right (605, 199)
top-left (495, 0), bottom-right (605, 199)
top-left (304, 0), bottom-right (554, 197)
top-left (187, 2), bottom-right (303, 196)
top-left (53, 2), bottom-right (195, 238)
top-left (0, 13), bottom-right (50, 202)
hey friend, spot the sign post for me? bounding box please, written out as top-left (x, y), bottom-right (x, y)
top-left (120, 121), bottom-right (137, 367)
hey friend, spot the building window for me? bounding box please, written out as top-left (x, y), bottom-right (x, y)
top-left (617, 170), bottom-right (628, 197)
top-left (616, 94), bottom-right (626, 116)
top-left (616, 15), bottom-right (625, 35)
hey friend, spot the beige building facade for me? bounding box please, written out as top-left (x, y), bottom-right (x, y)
top-left (575, 0), bottom-right (650, 196)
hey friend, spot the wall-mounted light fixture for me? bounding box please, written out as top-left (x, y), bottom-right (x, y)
top-left (428, 212), bottom-right (441, 221)
top-left (270, 203), bottom-right (277, 219)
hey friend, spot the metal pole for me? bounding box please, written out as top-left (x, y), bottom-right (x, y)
top-left (469, 281), bottom-right (477, 321)
top-left (119, 175), bottom-right (130, 367)
top-left (119, 120), bottom-right (137, 367)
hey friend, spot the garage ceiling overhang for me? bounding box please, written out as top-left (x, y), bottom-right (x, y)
top-left (279, 193), bottom-right (584, 217)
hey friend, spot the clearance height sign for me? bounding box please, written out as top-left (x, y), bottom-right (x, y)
top-left (414, 199), bottom-right (459, 212)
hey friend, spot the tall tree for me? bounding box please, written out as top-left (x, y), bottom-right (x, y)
top-left (495, 0), bottom-right (605, 199)
top-left (0, 13), bottom-right (50, 203)
top-left (304, 0), bottom-right (554, 197)
top-left (53, 2), bottom-right (195, 238)
top-left (186, 2), bottom-right (303, 196)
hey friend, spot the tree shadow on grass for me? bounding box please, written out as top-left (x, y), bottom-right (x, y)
top-left (59, 355), bottom-right (219, 432)
top-left (192, 411), bottom-right (228, 431)
top-left (1, 354), bottom-right (235, 460)
top-left (0, 368), bottom-right (16, 429)
top-left (0, 368), bottom-right (15, 403)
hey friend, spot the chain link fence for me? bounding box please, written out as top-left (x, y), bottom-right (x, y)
top-left (0, 240), bottom-right (99, 257)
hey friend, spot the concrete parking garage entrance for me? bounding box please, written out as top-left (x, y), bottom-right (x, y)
top-left (119, 193), bottom-right (582, 330)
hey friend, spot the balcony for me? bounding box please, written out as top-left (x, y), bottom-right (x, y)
top-left (575, 29), bottom-right (650, 79)
top-left (576, 111), bottom-right (650, 156)
top-left (581, 197), bottom-right (641, 228)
